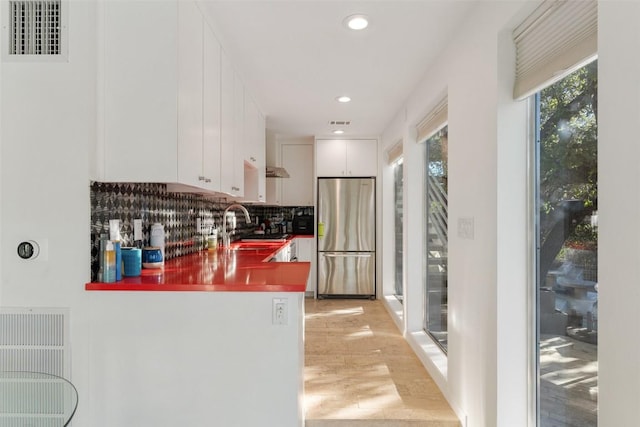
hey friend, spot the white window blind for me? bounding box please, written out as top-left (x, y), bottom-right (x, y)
top-left (416, 97), bottom-right (447, 143)
top-left (513, 0), bottom-right (597, 100)
top-left (386, 140), bottom-right (403, 165)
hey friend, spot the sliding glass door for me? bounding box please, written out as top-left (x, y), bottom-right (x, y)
top-left (534, 60), bottom-right (598, 427)
top-left (424, 126), bottom-right (448, 351)
top-left (394, 159), bottom-right (404, 301)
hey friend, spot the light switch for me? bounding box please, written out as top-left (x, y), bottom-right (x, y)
top-left (458, 217), bottom-right (474, 240)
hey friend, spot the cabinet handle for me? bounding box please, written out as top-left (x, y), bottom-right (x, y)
top-left (198, 176), bottom-right (206, 181)
top-left (205, 178), bottom-right (212, 183)
top-left (250, 156), bottom-right (256, 162)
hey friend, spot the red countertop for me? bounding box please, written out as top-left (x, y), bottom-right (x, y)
top-left (86, 237), bottom-right (313, 293)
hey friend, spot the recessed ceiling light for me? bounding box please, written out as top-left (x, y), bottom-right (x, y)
top-left (336, 96), bottom-right (351, 103)
top-left (344, 14), bottom-right (369, 31)
top-left (333, 130), bottom-right (345, 135)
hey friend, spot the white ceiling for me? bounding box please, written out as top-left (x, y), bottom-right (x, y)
top-left (201, 1), bottom-right (477, 138)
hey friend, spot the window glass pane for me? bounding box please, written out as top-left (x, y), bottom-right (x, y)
top-left (424, 126), bottom-right (448, 351)
top-left (394, 160), bottom-right (404, 301)
top-left (535, 60), bottom-right (597, 427)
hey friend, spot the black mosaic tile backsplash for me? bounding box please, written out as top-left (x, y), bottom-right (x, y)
top-left (90, 181), bottom-right (313, 281)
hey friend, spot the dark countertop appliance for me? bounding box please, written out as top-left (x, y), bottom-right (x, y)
top-left (292, 215), bottom-right (314, 235)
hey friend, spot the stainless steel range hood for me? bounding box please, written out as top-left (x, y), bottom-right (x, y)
top-left (266, 166), bottom-right (290, 178)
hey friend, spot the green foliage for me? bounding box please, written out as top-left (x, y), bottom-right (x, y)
top-left (427, 126), bottom-right (448, 191)
top-left (539, 61), bottom-right (597, 214)
top-left (539, 61), bottom-right (598, 250)
top-left (565, 223), bottom-right (598, 250)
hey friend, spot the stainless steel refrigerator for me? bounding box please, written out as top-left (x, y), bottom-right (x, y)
top-left (317, 177), bottom-right (375, 298)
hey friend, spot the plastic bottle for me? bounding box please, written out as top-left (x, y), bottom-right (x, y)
top-left (104, 240), bottom-right (116, 283)
top-left (208, 229), bottom-right (218, 250)
top-left (114, 241), bottom-right (122, 281)
top-left (98, 233), bottom-right (108, 282)
top-left (150, 223), bottom-right (165, 265)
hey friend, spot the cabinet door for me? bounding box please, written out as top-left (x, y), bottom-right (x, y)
top-left (102, 1), bottom-right (178, 182)
top-left (282, 144), bottom-right (314, 206)
top-left (177, 1), bottom-right (204, 188)
top-left (315, 139), bottom-right (346, 177)
top-left (243, 96), bottom-right (266, 202)
top-left (233, 74), bottom-right (245, 197)
top-left (220, 50), bottom-right (236, 195)
top-left (346, 139), bottom-right (377, 176)
top-left (203, 23), bottom-right (221, 192)
top-left (294, 238), bottom-right (316, 294)
top-left (256, 113), bottom-right (266, 202)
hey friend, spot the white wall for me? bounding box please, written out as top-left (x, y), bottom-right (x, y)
top-left (0, 1), bottom-right (96, 423)
top-left (380, 1), bottom-right (640, 427)
top-left (598, 2), bottom-right (640, 425)
top-left (379, 1), bottom-right (540, 426)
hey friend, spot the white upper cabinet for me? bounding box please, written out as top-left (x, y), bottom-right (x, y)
top-left (315, 139), bottom-right (378, 177)
top-left (202, 23), bottom-right (222, 192)
top-left (177, 1), bottom-right (205, 189)
top-left (242, 93), bottom-right (266, 203)
top-left (98, 0), bottom-right (263, 197)
top-left (219, 50), bottom-right (244, 197)
top-left (234, 73), bottom-right (245, 196)
top-left (100, 1), bottom-right (180, 183)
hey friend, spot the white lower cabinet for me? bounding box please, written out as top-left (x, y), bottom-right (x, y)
top-left (295, 237), bottom-right (316, 295)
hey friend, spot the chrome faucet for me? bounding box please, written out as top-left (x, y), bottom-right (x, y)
top-left (221, 203), bottom-right (251, 248)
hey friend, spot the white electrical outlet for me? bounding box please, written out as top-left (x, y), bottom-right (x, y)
top-left (272, 298), bottom-right (288, 325)
top-left (134, 219), bottom-right (143, 241)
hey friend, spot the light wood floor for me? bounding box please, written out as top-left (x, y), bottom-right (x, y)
top-left (304, 298), bottom-right (460, 427)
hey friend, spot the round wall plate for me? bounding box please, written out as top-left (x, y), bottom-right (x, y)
top-left (17, 240), bottom-right (40, 260)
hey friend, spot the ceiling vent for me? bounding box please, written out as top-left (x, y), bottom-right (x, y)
top-left (7, 1), bottom-right (67, 58)
top-left (328, 120), bottom-right (351, 126)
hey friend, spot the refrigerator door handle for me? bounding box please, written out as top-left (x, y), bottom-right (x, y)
top-left (322, 253), bottom-right (373, 258)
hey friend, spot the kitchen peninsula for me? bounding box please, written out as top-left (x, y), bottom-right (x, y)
top-left (85, 241), bottom-right (308, 427)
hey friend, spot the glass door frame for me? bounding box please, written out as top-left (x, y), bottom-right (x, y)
top-left (528, 94), bottom-right (540, 427)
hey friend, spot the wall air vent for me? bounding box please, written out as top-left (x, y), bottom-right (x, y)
top-left (6, 0), bottom-right (68, 59)
top-left (328, 120), bottom-right (351, 126)
top-left (0, 307), bottom-right (70, 377)
top-left (0, 307), bottom-right (72, 425)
